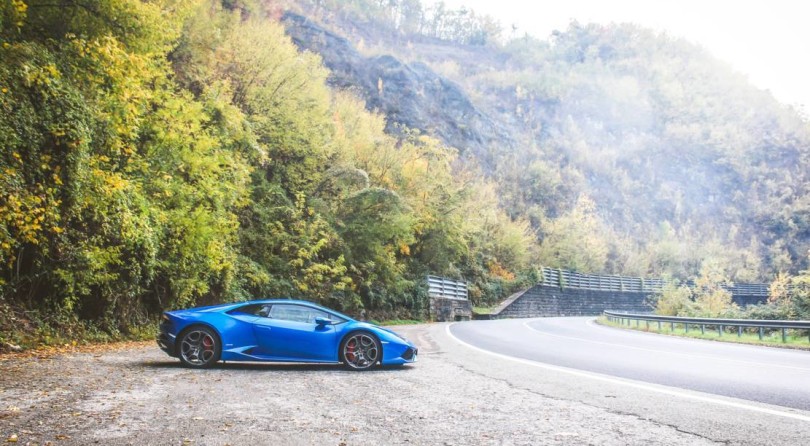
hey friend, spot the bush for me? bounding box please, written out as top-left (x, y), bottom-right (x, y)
top-left (652, 281), bottom-right (693, 316)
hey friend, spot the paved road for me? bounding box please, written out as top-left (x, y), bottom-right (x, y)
top-left (449, 317), bottom-right (810, 411)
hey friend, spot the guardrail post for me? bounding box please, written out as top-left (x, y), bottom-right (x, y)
top-left (658, 321), bottom-right (661, 331)
top-left (645, 320), bottom-right (649, 330)
top-left (737, 326), bottom-right (742, 337)
top-left (685, 323), bottom-right (689, 333)
top-left (759, 327), bottom-right (764, 340)
top-left (700, 324), bottom-right (705, 335)
top-left (782, 328), bottom-right (787, 343)
top-left (719, 325), bottom-right (723, 337)
top-left (670, 322), bottom-right (674, 332)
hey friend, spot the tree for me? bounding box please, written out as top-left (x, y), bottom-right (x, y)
top-left (691, 259), bottom-right (737, 317)
top-left (537, 195), bottom-right (609, 273)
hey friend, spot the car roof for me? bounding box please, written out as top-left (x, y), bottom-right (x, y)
top-left (242, 298), bottom-right (319, 306)
top-left (171, 299), bottom-right (355, 322)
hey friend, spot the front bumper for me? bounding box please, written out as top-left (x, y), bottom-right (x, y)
top-left (382, 341), bottom-right (418, 365)
top-left (402, 346), bottom-right (418, 361)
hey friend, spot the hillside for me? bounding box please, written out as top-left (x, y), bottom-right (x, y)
top-left (284, 0), bottom-right (810, 282)
top-left (1, 0), bottom-right (809, 347)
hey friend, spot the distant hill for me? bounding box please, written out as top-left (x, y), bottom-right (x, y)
top-left (284, 0), bottom-right (810, 281)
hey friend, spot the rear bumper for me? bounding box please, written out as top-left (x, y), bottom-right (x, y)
top-left (157, 332), bottom-right (177, 357)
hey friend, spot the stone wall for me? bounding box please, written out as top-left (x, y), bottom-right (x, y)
top-left (732, 295), bottom-right (768, 307)
top-left (492, 284), bottom-right (767, 319)
top-left (430, 297), bottom-right (473, 322)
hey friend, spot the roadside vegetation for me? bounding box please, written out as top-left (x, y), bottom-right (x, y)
top-left (373, 319), bottom-right (425, 326)
top-left (473, 306), bottom-right (499, 315)
top-left (650, 258), bottom-right (810, 321)
top-left (600, 257), bottom-right (810, 348)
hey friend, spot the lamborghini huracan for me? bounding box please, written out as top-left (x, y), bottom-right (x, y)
top-left (157, 299), bottom-right (418, 370)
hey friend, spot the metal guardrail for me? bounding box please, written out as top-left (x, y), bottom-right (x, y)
top-left (540, 267), bottom-right (781, 297)
top-left (604, 310), bottom-right (810, 343)
top-left (427, 275), bottom-right (468, 300)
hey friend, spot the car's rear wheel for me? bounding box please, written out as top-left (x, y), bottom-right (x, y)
top-left (178, 326), bottom-right (221, 368)
top-left (340, 332), bottom-right (381, 371)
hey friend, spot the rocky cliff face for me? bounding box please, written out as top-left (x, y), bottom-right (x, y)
top-left (282, 12), bottom-right (512, 167)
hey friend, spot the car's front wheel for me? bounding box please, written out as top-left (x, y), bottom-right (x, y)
top-left (340, 332), bottom-right (381, 371)
top-left (178, 326), bottom-right (221, 368)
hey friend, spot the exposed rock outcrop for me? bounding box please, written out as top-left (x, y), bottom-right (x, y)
top-left (282, 12), bottom-right (513, 167)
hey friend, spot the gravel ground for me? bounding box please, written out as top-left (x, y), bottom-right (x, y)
top-left (0, 324), bottom-right (717, 445)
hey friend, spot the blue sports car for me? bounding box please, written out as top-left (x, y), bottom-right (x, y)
top-left (157, 299), bottom-right (418, 370)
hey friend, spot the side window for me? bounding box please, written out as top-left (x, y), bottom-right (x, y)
top-left (229, 303), bottom-right (269, 316)
top-left (257, 304), bottom-right (272, 317)
top-left (268, 304), bottom-right (329, 324)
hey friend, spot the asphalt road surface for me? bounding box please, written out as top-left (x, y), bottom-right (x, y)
top-left (449, 317), bottom-right (810, 411)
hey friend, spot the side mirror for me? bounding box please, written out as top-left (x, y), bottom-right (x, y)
top-left (314, 317), bottom-right (333, 326)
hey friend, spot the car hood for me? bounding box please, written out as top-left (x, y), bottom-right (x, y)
top-left (352, 322), bottom-right (410, 343)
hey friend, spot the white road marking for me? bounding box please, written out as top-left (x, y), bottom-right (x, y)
top-left (446, 324), bottom-right (810, 423)
top-left (517, 319), bottom-right (810, 373)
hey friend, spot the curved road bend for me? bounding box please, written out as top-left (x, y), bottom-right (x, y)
top-left (449, 317), bottom-right (810, 411)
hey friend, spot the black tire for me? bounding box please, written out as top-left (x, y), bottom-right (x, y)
top-left (339, 331), bottom-right (381, 371)
top-left (177, 326), bottom-right (221, 369)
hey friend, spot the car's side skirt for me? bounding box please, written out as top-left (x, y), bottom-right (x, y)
top-left (221, 349), bottom-right (341, 364)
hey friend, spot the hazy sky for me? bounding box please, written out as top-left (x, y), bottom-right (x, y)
top-left (431, 0), bottom-right (810, 112)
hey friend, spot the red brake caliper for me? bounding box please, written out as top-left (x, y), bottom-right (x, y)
top-left (346, 339), bottom-right (356, 361)
top-left (202, 335), bottom-right (213, 352)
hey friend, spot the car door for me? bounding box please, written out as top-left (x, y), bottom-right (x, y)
top-left (251, 304), bottom-right (338, 361)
